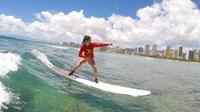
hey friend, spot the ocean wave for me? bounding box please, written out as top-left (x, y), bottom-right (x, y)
top-left (145, 57), bottom-right (153, 60)
top-left (0, 53), bottom-right (21, 77)
top-left (0, 82), bottom-right (10, 111)
top-left (0, 52), bottom-right (21, 111)
top-left (31, 49), bottom-right (53, 67)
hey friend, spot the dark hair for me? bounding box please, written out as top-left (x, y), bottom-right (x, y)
top-left (82, 35), bottom-right (91, 45)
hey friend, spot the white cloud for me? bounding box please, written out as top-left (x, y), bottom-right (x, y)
top-left (0, 15), bottom-right (26, 36)
top-left (0, 0), bottom-right (200, 48)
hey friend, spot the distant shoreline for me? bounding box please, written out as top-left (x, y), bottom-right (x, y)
top-left (96, 50), bottom-right (200, 64)
top-left (47, 43), bottom-right (200, 64)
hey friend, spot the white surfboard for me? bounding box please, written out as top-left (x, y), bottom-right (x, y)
top-left (32, 50), bottom-right (151, 97)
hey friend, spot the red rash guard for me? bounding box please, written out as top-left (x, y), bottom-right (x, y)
top-left (79, 42), bottom-right (110, 58)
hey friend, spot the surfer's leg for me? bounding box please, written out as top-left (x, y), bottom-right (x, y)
top-left (88, 59), bottom-right (98, 83)
top-left (91, 64), bottom-right (98, 78)
top-left (91, 64), bottom-right (98, 83)
top-left (69, 58), bottom-right (86, 75)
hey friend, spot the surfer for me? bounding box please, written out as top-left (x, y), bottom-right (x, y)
top-left (68, 35), bottom-right (112, 83)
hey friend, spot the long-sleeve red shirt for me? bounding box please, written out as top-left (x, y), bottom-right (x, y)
top-left (79, 42), bottom-right (110, 58)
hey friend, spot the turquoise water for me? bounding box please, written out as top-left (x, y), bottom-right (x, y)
top-left (0, 36), bottom-right (200, 112)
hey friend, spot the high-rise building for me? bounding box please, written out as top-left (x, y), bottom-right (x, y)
top-left (187, 50), bottom-right (195, 61)
top-left (158, 50), bottom-right (165, 57)
top-left (182, 53), bottom-right (187, 59)
top-left (136, 47), bottom-right (143, 55)
top-left (124, 48), bottom-right (134, 54)
top-left (198, 51), bottom-right (200, 62)
top-left (165, 45), bottom-right (172, 58)
top-left (194, 50), bottom-right (200, 62)
top-left (133, 48), bottom-right (138, 54)
top-left (173, 49), bottom-right (178, 59)
top-left (152, 45), bottom-right (157, 56)
top-left (70, 42), bottom-right (76, 47)
top-left (178, 46), bottom-right (183, 57)
top-left (138, 47), bottom-right (143, 53)
top-left (62, 42), bottom-right (68, 46)
top-left (144, 44), bottom-right (150, 56)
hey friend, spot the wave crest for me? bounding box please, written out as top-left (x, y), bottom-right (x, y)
top-left (0, 53), bottom-right (21, 77)
top-left (0, 52), bottom-right (21, 110)
top-left (31, 50), bottom-right (53, 67)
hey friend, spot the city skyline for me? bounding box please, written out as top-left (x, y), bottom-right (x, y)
top-left (52, 40), bottom-right (200, 62)
top-left (55, 40), bottom-right (200, 52)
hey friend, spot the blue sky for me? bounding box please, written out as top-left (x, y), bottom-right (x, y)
top-left (0, 0), bottom-right (156, 22)
top-left (1, 0), bottom-right (200, 48)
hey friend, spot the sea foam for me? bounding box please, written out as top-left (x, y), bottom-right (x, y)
top-left (31, 50), bottom-right (53, 67)
top-left (0, 53), bottom-right (21, 111)
top-left (46, 45), bottom-right (69, 50)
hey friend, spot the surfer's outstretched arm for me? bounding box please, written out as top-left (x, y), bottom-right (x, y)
top-left (92, 42), bottom-right (112, 48)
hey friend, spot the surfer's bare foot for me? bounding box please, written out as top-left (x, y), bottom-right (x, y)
top-left (94, 78), bottom-right (98, 83)
top-left (68, 70), bottom-right (75, 76)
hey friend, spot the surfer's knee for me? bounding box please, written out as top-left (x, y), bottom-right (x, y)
top-left (78, 58), bottom-right (86, 65)
top-left (76, 61), bottom-right (84, 67)
top-left (79, 60), bottom-right (85, 65)
top-left (76, 62), bottom-right (82, 66)
top-left (92, 64), bottom-right (97, 68)
top-left (91, 64), bottom-right (97, 71)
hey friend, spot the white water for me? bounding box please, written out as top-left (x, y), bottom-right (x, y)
top-left (32, 50), bottom-right (151, 97)
top-left (46, 45), bottom-right (69, 50)
top-left (0, 53), bottom-right (21, 77)
top-left (0, 82), bottom-right (10, 111)
top-left (32, 50), bottom-right (53, 68)
top-left (145, 57), bottom-right (153, 60)
top-left (0, 53), bottom-right (21, 111)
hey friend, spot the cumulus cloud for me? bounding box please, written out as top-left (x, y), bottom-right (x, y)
top-left (0, 15), bottom-right (26, 36)
top-left (0, 0), bottom-right (200, 48)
